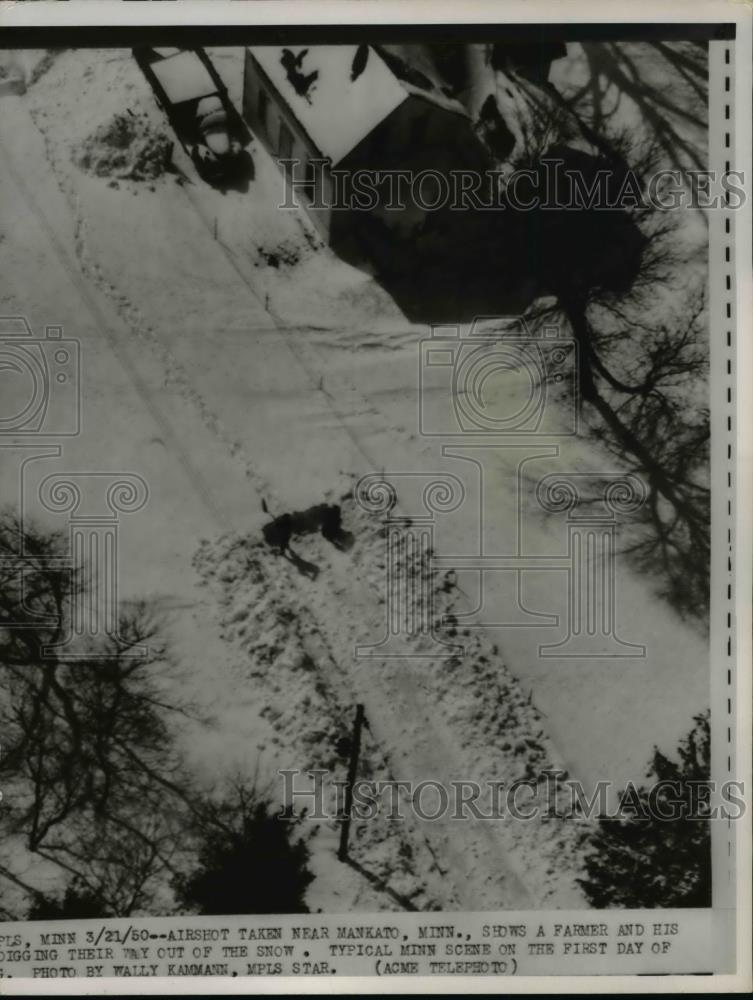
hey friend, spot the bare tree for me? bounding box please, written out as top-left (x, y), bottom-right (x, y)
top-left (0, 512), bottom-right (193, 916)
top-left (483, 42), bottom-right (711, 616)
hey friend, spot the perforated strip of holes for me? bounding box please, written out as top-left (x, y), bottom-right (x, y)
top-left (723, 40), bottom-right (734, 887)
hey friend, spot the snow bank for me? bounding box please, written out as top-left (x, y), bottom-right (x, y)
top-left (73, 111), bottom-right (172, 182)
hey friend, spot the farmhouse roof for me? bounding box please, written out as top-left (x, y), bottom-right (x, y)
top-left (248, 45), bottom-right (467, 165)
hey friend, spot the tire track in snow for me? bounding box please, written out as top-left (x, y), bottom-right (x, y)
top-left (0, 111), bottom-right (232, 533)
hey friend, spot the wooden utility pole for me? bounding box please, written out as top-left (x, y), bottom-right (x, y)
top-left (337, 703), bottom-right (365, 861)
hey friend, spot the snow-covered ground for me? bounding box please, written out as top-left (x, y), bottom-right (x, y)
top-left (0, 44), bottom-right (708, 914)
